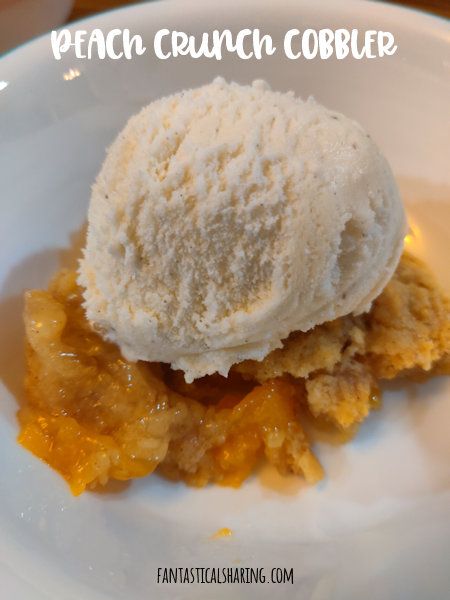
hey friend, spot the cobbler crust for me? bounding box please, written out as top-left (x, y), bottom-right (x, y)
top-left (19, 253), bottom-right (450, 493)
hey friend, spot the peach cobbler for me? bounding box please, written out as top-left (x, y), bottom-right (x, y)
top-left (17, 80), bottom-right (450, 494)
top-left (20, 254), bottom-right (450, 494)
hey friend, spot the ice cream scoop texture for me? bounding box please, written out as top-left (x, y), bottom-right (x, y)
top-left (78, 77), bottom-right (406, 381)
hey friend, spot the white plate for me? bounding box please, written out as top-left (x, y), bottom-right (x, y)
top-left (1, 1), bottom-right (449, 598)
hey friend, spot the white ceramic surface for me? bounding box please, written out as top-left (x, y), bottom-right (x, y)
top-left (0, 1), bottom-right (449, 598)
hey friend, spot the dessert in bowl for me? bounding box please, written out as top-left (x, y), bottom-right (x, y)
top-left (19, 79), bottom-right (450, 494)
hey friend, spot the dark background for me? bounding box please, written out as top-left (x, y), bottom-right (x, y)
top-left (69, 1), bottom-right (450, 22)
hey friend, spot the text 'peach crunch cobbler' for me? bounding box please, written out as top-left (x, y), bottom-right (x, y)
top-left (20, 253), bottom-right (449, 494)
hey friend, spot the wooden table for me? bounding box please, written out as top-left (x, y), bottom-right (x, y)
top-left (69, 0), bottom-right (450, 22)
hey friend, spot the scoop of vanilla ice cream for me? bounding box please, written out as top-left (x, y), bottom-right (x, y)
top-left (78, 77), bottom-right (406, 382)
